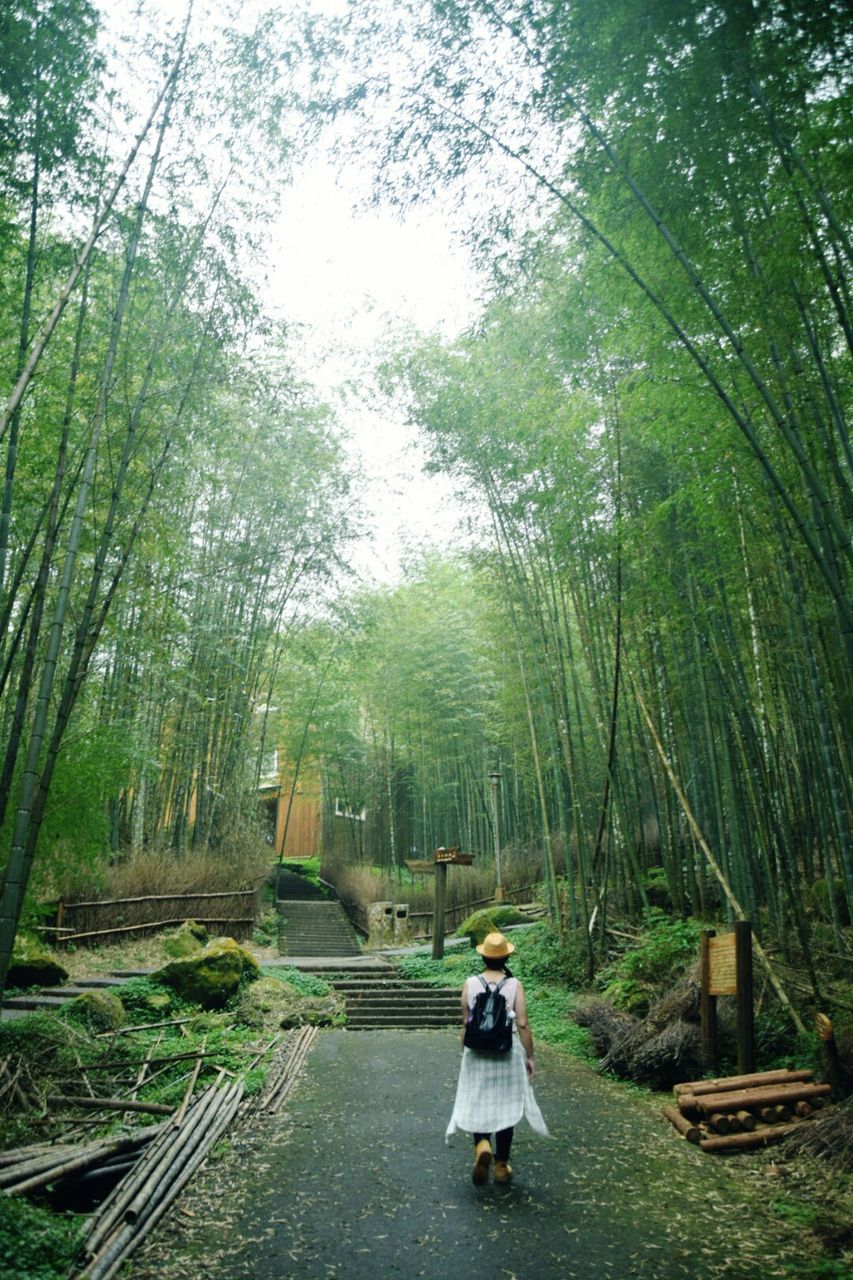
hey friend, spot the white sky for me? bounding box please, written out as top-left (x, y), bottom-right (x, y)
top-left (110, 0), bottom-right (484, 584)
top-left (267, 157), bottom-right (481, 583)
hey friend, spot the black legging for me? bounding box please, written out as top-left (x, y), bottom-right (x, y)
top-left (473, 1127), bottom-right (513, 1161)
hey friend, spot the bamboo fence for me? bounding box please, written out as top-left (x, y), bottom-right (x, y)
top-left (53, 886), bottom-right (264, 946)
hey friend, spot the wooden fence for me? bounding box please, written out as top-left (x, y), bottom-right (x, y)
top-left (54, 886), bottom-right (264, 946)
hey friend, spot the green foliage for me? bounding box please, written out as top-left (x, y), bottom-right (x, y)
top-left (528, 990), bottom-right (595, 1061)
top-left (253, 910), bottom-right (281, 946)
top-left (260, 966), bottom-right (332, 997)
top-left (599, 913), bottom-right (703, 1015)
top-left (0, 1197), bottom-right (81, 1280)
top-left (396, 950), bottom-right (471, 986)
top-left (118, 976), bottom-right (191, 1020)
top-left (509, 923), bottom-right (589, 990)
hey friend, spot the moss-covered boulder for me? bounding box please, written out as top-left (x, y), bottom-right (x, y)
top-left (142, 991), bottom-right (172, 1015)
top-left (163, 920), bottom-right (208, 958)
top-left (69, 989), bottom-right (125, 1032)
top-left (456, 905), bottom-right (529, 947)
top-left (234, 976), bottom-right (345, 1030)
top-left (8, 936), bottom-right (68, 988)
top-left (153, 937), bottom-right (259, 1009)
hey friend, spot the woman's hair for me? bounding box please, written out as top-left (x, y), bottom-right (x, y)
top-left (482, 956), bottom-right (513, 976)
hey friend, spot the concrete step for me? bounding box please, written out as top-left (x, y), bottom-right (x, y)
top-left (1, 994), bottom-right (74, 1012)
top-left (346, 1015), bottom-right (458, 1029)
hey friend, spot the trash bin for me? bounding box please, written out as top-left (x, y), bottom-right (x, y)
top-left (366, 901), bottom-right (395, 948)
top-left (393, 903), bottom-right (412, 945)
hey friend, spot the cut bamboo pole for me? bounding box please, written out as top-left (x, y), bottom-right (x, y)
top-left (81, 1084), bottom-right (244, 1280)
top-left (45, 1095), bottom-right (173, 1116)
top-left (173, 1038), bottom-right (205, 1127)
top-left (661, 1105), bottom-right (701, 1143)
top-left (81, 1089), bottom-right (221, 1259)
top-left (4, 1127), bottom-right (163, 1196)
top-left (99, 1017), bottom-right (195, 1037)
top-left (673, 1068), bottom-right (813, 1097)
top-left (699, 1121), bottom-right (805, 1153)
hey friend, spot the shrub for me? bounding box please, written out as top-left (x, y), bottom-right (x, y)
top-left (598, 910), bottom-right (703, 1015)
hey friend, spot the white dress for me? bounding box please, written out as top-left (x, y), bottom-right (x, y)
top-left (445, 974), bottom-right (549, 1142)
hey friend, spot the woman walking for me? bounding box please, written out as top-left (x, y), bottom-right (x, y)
top-left (446, 931), bottom-right (549, 1184)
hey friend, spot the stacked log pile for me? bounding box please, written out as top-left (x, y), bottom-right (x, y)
top-left (663, 1067), bottom-right (833, 1153)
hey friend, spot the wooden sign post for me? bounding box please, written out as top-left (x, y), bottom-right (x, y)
top-left (700, 921), bottom-right (754, 1073)
top-left (431, 847), bottom-right (474, 960)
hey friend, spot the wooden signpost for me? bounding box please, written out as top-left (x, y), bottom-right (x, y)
top-left (700, 921), bottom-right (754, 1073)
top-left (431, 847), bottom-right (474, 959)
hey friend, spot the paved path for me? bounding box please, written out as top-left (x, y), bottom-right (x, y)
top-left (131, 1030), bottom-right (806, 1280)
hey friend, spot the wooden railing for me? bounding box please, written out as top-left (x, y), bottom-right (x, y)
top-left (54, 884), bottom-right (265, 946)
top-left (338, 883), bottom-right (542, 943)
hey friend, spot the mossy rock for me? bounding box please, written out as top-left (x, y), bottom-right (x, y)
top-left (8, 936), bottom-right (68, 988)
top-left (69, 989), bottom-right (125, 1032)
top-left (163, 920), bottom-right (208, 958)
top-left (142, 992), bottom-right (172, 1014)
top-left (234, 976), bottom-right (345, 1030)
top-left (153, 937), bottom-right (259, 1010)
top-left (455, 906), bottom-right (529, 947)
top-left (811, 878), bottom-right (851, 926)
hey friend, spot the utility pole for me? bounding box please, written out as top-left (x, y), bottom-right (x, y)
top-left (489, 772), bottom-right (504, 902)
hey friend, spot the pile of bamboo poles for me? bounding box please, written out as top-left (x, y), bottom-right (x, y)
top-left (663, 1067), bottom-right (832, 1153)
top-left (74, 1082), bottom-right (244, 1280)
top-left (0, 1125), bottom-right (165, 1197)
top-left (258, 1025), bottom-right (317, 1115)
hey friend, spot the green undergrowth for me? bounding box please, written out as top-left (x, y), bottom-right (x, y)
top-left (0, 1196), bottom-right (82, 1280)
top-left (0, 967), bottom-right (337, 1154)
top-left (260, 966), bottom-right (332, 997)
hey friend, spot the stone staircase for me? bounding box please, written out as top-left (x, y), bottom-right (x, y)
top-left (277, 899), bottom-right (362, 958)
top-left (2, 975), bottom-right (127, 1017)
top-left (333, 976), bottom-right (460, 1030)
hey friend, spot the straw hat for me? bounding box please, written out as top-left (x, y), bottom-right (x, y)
top-left (476, 931), bottom-right (515, 959)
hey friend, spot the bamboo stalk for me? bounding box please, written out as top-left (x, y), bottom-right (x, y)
top-left (173, 1039), bottom-right (205, 1127)
top-left (0, 1142), bottom-right (102, 1188)
top-left (631, 679), bottom-right (808, 1035)
top-left (81, 1089), bottom-right (220, 1259)
top-left (45, 1095), bottom-right (173, 1116)
top-left (63, 917), bottom-right (253, 943)
top-left (83, 1085), bottom-right (244, 1280)
top-left (63, 890), bottom-right (256, 910)
top-left (100, 1017), bottom-right (196, 1037)
top-left (4, 1126), bottom-right (163, 1196)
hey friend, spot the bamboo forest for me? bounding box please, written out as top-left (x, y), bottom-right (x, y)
top-left (0, 1), bottom-right (850, 1277)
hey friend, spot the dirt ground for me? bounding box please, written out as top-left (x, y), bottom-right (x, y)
top-left (127, 1030), bottom-right (821, 1280)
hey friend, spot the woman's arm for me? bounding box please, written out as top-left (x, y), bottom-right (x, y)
top-left (460, 979), bottom-right (469, 1048)
top-left (514, 981), bottom-right (536, 1078)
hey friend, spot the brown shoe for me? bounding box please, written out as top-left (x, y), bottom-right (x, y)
top-left (472, 1139), bottom-right (492, 1185)
top-left (493, 1160), bottom-right (513, 1183)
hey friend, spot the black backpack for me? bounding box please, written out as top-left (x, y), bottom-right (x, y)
top-left (464, 976), bottom-right (513, 1053)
